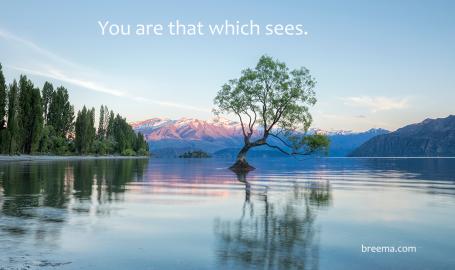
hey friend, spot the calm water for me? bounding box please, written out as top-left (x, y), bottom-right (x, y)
top-left (0, 157), bottom-right (454, 270)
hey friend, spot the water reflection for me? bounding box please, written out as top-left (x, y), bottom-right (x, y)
top-left (0, 159), bottom-right (148, 267)
top-left (214, 171), bottom-right (331, 270)
top-left (0, 158), bottom-right (454, 270)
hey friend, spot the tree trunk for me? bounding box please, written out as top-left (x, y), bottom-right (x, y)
top-left (230, 144), bottom-right (255, 172)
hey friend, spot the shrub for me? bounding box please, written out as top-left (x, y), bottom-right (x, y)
top-left (121, 148), bottom-right (136, 156)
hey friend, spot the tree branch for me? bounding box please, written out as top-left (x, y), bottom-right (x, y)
top-left (290, 150), bottom-right (314, 156)
top-left (266, 98), bottom-right (290, 133)
top-left (262, 81), bottom-right (269, 134)
top-left (265, 141), bottom-right (315, 156)
top-left (268, 133), bottom-right (293, 149)
top-left (235, 112), bottom-right (247, 139)
top-left (250, 107), bottom-right (257, 135)
top-left (264, 143), bottom-right (291, 155)
top-left (243, 110), bottom-right (252, 133)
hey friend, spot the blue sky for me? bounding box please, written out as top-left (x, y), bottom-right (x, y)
top-left (0, 0), bottom-right (454, 131)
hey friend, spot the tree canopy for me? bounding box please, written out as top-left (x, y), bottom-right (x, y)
top-left (214, 55), bottom-right (329, 170)
top-left (0, 63), bottom-right (149, 156)
top-left (0, 63), bottom-right (6, 129)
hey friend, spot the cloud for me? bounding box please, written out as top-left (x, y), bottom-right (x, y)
top-left (0, 28), bottom-right (80, 68)
top-left (342, 96), bottom-right (409, 112)
top-left (10, 65), bottom-right (209, 112)
top-left (1, 28), bottom-right (209, 113)
top-left (10, 66), bottom-right (125, 96)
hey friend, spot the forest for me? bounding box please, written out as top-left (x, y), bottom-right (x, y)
top-left (0, 63), bottom-right (149, 156)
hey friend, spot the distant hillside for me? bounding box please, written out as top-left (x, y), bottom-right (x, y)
top-left (212, 128), bottom-right (389, 158)
top-left (328, 128), bottom-right (389, 156)
top-left (132, 117), bottom-right (388, 157)
top-left (350, 115), bottom-right (455, 157)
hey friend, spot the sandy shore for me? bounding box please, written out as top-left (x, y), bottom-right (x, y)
top-left (0, 155), bottom-right (150, 161)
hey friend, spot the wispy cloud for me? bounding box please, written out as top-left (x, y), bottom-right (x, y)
top-left (10, 66), bottom-right (125, 96)
top-left (10, 65), bottom-right (208, 112)
top-left (0, 28), bottom-right (208, 112)
top-left (0, 28), bottom-right (80, 68)
top-left (342, 96), bottom-right (409, 112)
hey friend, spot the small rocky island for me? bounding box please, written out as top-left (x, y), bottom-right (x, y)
top-left (178, 150), bottom-right (211, 158)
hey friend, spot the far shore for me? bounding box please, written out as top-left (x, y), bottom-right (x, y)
top-left (0, 155), bottom-right (150, 162)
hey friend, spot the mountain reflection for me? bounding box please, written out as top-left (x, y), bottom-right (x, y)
top-left (214, 171), bottom-right (332, 270)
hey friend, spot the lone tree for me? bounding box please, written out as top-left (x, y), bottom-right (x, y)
top-left (214, 55), bottom-right (329, 171)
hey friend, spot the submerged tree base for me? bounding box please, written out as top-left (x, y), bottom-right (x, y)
top-left (229, 160), bottom-right (255, 172)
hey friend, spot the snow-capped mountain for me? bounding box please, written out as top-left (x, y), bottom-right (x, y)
top-left (130, 117), bottom-right (173, 130)
top-left (308, 128), bottom-right (354, 136)
top-left (131, 117), bottom-right (389, 157)
top-left (131, 117), bottom-right (243, 141)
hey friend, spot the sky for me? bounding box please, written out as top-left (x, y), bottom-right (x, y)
top-left (0, 0), bottom-right (454, 132)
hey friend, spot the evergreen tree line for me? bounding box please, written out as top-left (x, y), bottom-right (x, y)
top-left (0, 63), bottom-right (149, 156)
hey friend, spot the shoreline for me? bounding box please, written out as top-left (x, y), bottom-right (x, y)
top-left (1, 155), bottom-right (454, 162)
top-left (0, 155), bottom-right (150, 162)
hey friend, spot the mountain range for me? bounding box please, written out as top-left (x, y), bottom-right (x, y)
top-left (350, 115), bottom-right (455, 157)
top-left (131, 117), bottom-right (389, 157)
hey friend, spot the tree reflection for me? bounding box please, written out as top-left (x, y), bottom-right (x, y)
top-left (0, 159), bottom-right (148, 238)
top-left (214, 171), bottom-right (331, 270)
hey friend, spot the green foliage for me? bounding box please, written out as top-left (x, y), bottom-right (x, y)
top-left (213, 55), bottom-right (328, 162)
top-left (104, 137), bottom-right (117, 154)
top-left (38, 124), bottom-right (52, 153)
top-left (51, 135), bottom-right (71, 155)
top-left (110, 115), bottom-right (148, 155)
top-left (41, 81), bottom-right (54, 123)
top-left (18, 75), bottom-right (43, 154)
top-left (97, 105), bottom-right (110, 139)
top-left (0, 64), bottom-right (7, 152)
top-left (303, 134), bottom-right (330, 154)
top-left (136, 148), bottom-right (149, 156)
top-left (75, 108), bottom-right (148, 156)
top-left (121, 148), bottom-right (136, 156)
top-left (75, 106), bottom-right (96, 154)
top-left (92, 139), bottom-right (107, 155)
top-left (91, 137), bottom-right (115, 155)
top-left (214, 55), bottom-right (316, 134)
top-left (5, 80), bottom-right (19, 154)
top-left (0, 62), bottom-right (149, 157)
top-left (39, 125), bottom-right (73, 155)
top-left (288, 133), bottom-right (330, 155)
top-left (179, 150), bottom-right (211, 158)
top-left (135, 132), bottom-right (149, 155)
top-left (98, 105), bottom-right (105, 139)
top-left (47, 86), bottom-right (74, 137)
top-left (0, 63), bottom-right (6, 128)
top-left (107, 110), bottom-right (115, 137)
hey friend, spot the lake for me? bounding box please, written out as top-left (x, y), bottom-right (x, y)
top-left (0, 157), bottom-right (454, 269)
